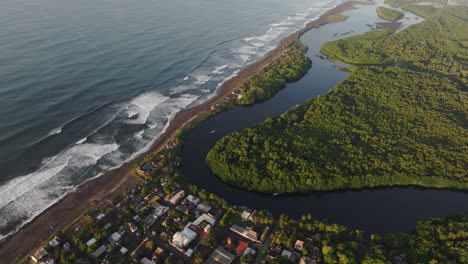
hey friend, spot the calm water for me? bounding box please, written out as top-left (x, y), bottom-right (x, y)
top-left (0, 0), bottom-right (347, 239)
top-left (181, 3), bottom-right (468, 233)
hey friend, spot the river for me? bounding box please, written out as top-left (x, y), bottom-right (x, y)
top-left (181, 2), bottom-right (468, 233)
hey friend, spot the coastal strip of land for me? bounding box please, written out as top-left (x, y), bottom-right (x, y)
top-left (0, 1), bottom-right (360, 262)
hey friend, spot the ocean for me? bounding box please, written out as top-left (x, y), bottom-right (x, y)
top-left (0, 0), bottom-right (344, 240)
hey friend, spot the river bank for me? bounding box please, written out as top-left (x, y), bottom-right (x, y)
top-left (0, 2), bottom-right (359, 262)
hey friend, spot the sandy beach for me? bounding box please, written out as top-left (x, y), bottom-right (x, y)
top-left (0, 2), bottom-right (358, 262)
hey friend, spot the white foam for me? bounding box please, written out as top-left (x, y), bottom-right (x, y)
top-left (76, 137), bottom-right (87, 145)
top-left (0, 142), bottom-right (119, 210)
top-left (123, 91), bottom-right (169, 125)
top-left (135, 130), bottom-right (144, 139)
top-left (191, 73), bottom-right (212, 85)
top-left (243, 37), bottom-right (255, 42)
top-left (211, 64), bottom-right (228, 75)
top-left (48, 127), bottom-right (62, 136)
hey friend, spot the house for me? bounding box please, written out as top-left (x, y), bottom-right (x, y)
top-left (160, 231), bottom-right (169, 241)
top-left (168, 190), bottom-right (185, 205)
top-left (197, 202), bottom-right (212, 213)
top-left (243, 247), bottom-right (256, 256)
top-left (291, 252), bottom-right (302, 263)
top-left (95, 213), bottom-right (105, 221)
top-left (86, 238), bottom-right (97, 247)
top-left (140, 257), bottom-right (156, 264)
top-left (236, 241), bottom-right (248, 255)
top-left (281, 249), bottom-right (292, 259)
top-left (241, 211), bottom-right (251, 221)
top-left (300, 256), bottom-right (315, 264)
top-left (230, 225), bottom-right (260, 243)
top-left (172, 226), bottom-right (197, 248)
top-left (42, 256), bottom-right (55, 264)
top-left (153, 247), bottom-right (164, 258)
top-left (30, 247), bottom-right (47, 263)
top-left (185, 248), bottom-right (194, 257)
top-left (295, 240), bottom-right (305, 251)
top-left (193, 213), bottom-right (216, 227)
top-left (185, 195), bottom-right (201, 205)
top-left (206, 246), bottom-right (236, 264)
top-left (108, 232), bottom-right (121, 246)
top-left (128, 222), bottom-right (139, 233)
top-left (91, 245), bottom-right (107, 258)
top-left (120, 247), bottom-right (128, 254)
top-left (48, 237), bottom-right (60, 248)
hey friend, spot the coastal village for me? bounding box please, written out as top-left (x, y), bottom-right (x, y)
top-left (25, 137), bottom-right (382, 264)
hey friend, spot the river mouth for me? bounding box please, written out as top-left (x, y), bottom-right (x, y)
top-left (181, 1), bottom-right (468, 233)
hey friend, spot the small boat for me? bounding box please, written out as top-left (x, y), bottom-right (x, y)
top-left (210, 130), bottom-right (216, 134)
top-left (273, 193), bottom-right (279, 196)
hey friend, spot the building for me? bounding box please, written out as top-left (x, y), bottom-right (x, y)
top-left (281, 249), bottom-right (292, 259)
top-left (185, 195), bottom-right (201, 204)
top-left (172, 226), bottom-right (197, 248)
top-left (108, 232), bottom-right (122, 246)
top-left (300, 256), bottom-right (315, 264)
top-left (91, 245), bottom-right (107, 258)
top-left (230, 225), bottom-right (260, 243)
top-left (86, 238), bottom-right (97, 247)
top-left (197, 202), bottom-right (212, 213)
top-left (193, 213), bottom-right (216, 227)
top-left (241, 211), bottom-right (251, 221)
top-left (206, 246), bottom-right (236, 264)
top-left (295, 240), bottom-right (304, 251)
top-left (30, 247), bottom-right (47, 263)
top-left (169, 190), bottom-right (185, 205)
top-left (236, 241), bottom-right (248, 255)
top-left (48, 237), bottom-right (60, 248)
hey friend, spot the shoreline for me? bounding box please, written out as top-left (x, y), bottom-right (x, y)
top-left (0, 1), bottom-right (360, 262)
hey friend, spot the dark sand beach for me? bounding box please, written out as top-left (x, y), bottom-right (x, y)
top-left (0, 2), bottom-right (358, 262)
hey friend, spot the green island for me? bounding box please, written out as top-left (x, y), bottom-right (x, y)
top-left (376, 7), bottom-right (404, 21)
top-left (206, 4), bottom-right (468, 193)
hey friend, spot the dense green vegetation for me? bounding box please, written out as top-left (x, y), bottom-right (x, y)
top-left (321, 6), bottom-right (468, 78)
top-left (377, 7), bottom-right (404, 21)
top-left (373, 212), bottom-right (468, 263)
top-left (206, 6), bottom-right (468, 193)
top-left (406, 212), bottom-right (468, 263)
top-left (238, 42), bottom-right (311, 104)
top-left (267, 212), bottom-right (468, 263)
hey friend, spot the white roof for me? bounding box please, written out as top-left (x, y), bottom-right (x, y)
top-left (186, 195), bottom-right (200, 204)
top-left (172, 228), bottom-right (197, 248)
top-left (281, 249), bottom-right (292, 258)
top-left (169, 190), bottom-right (185, 204)
top-left (95, 213), bottom-right (105, 220)
top-left (111, 232), bottom-right (121, 242)
top-left (241, 211), bottom-right (251, 220)
top-left (185, 248), bottom-right (194, 257)
top-left (193, 213), bottom-right (216, 227)
top-left (196, 203), bottom-right (212, 213)
top-left (86, 238), bottom-right (97, 246)
top-left (120, 247), bottom-right (128, 254)
top-left (140, 257), bottom-right (156, 264)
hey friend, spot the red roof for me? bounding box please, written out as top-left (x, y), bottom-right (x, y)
top-left (236, 241), bottom-right (248, 254)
